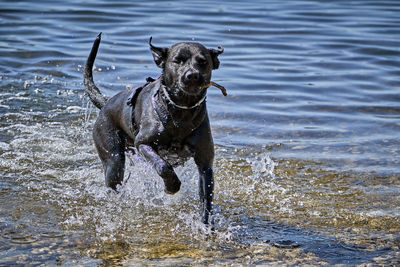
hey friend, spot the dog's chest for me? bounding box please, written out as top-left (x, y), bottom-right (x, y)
top-left (158, 139), bottom-right (193, 167)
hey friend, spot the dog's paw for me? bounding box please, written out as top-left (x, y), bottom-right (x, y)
top-left (164, 178), bottom-right (181, 194)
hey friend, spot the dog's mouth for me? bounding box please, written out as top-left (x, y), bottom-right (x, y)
top-left (177, 80), bottom-right (228, 97)
top-left (179, 72), bottom-right (228, 96)
top-left (179, 75), bottom-right (207, 96)
top-left (162, 75), bottom-right (228, 105)
top-left (179, 84), bottom-right (206, 96)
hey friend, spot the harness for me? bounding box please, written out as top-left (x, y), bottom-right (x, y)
top-left (126, 77), bottom-right (155, 135)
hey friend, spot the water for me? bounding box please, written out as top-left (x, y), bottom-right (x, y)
top-left (1, 0), bottom-right (399, 265)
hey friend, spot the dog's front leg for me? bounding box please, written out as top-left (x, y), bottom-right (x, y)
top-left (138, 144), bottom-right (181, 194)
top-left (198, 167), bottom-right (214, 225)
top-left (190, 118), bottom-right (215, 225)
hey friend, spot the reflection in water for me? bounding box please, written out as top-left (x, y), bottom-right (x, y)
top-left (1, 0), bottom-right (400, 265)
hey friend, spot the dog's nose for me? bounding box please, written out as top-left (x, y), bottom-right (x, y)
top-left (186, 72), bottom-right (200, 82)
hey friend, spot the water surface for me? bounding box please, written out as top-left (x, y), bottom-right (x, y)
top-left (1, 0), bottom-right (399, 265)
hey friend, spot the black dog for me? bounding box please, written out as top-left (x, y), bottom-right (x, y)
top-left (84, 33), bottom-right (224, 224)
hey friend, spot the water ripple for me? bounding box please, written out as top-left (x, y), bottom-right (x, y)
top-left (1, 0), bottom-right (400, 265)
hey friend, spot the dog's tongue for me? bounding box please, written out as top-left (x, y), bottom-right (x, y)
top-left (203, 82), bottom-right (228, 96)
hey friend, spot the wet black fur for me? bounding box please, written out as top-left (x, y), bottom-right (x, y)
top-left (84, 33), bottom-right (223, 224)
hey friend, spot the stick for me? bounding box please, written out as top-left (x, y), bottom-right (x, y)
top-left (203, 82), bottom-right (228, 96)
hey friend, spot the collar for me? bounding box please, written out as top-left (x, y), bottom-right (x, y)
top-left (160, 83), bottom-right (206, 110)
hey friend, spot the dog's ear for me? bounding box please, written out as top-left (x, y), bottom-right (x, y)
top-left (149, 37), bottom-right (168, 68)
top-left (208, 46), bottom-right (224, 70)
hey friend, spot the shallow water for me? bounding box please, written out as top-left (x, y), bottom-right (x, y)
top-left (1, 0), bottom-right (400, 265)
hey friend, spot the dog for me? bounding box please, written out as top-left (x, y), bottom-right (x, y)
top-left (83, 33), bottom-right (224, 224)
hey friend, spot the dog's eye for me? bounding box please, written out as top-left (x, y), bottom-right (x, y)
top-left (173, 57), bottom-right (185, 64)
top-left (197, 58), bottom-right (207, 66)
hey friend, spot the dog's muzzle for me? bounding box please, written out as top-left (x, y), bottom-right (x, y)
top-left (181, 71), bottom-right (206, 94)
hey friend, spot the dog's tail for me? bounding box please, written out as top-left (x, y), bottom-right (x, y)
top-left (84, 33), bottom-right (109, 109)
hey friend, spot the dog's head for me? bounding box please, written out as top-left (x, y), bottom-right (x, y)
top-left (150, 38), bottom-right (223, 97)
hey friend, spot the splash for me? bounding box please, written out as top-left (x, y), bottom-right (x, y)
top-left (2, 77), bottom-right (399, 265)
top-left (248, 153), bottom-right (276, 179)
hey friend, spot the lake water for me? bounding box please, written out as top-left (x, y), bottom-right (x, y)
top-left (1, 0), bottom-right (399, 265)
